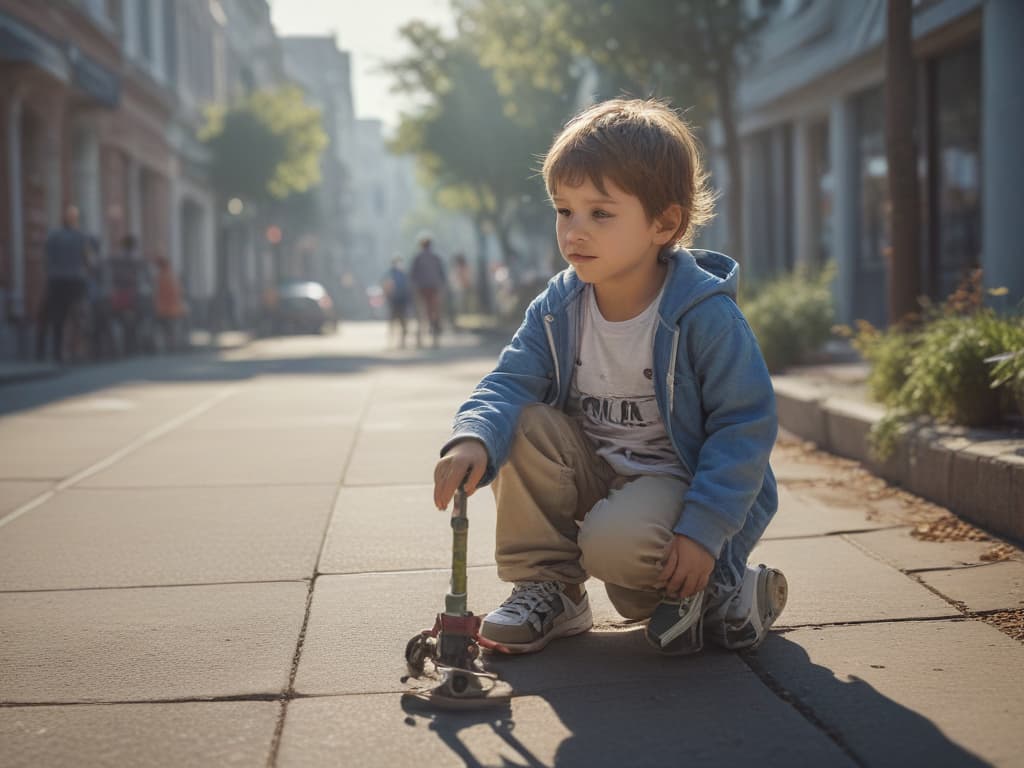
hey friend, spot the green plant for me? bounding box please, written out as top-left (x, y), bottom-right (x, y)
top-left (743, 266), bottom-right (835, 372)
top-left (845, 319), bottom-right (916, 404)
top-left (868, 310), bottom-right (1024, 457)
top-left (991, 345), bottom-right (1024, 416)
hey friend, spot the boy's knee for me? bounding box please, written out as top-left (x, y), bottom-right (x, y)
top-left (578, 514), bottom-right (659, 590)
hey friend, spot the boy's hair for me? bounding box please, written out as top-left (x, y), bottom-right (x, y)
top-left (541, 98), bottom-right (715, 248)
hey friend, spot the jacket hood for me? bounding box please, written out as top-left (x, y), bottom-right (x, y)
top-left (546, 247), bottom-right (739, 322)
top-left (660, 248), bottom-right (739, 322)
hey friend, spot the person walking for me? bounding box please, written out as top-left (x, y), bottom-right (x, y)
top-left (36, 205), bottom-right (91, 363)
top-left (409, 232), bottom-right (446, 348)
top-left (155, 255), bottom-right (187, 352)
top-left (382, 257), bottom-right (411, 348)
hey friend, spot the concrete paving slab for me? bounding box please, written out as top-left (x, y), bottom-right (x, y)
top-left (0, 701), bottom-right (280, 768)
top-left (278, 684), bottom-right (854, 768)
top-left (0, 582), bottom-right (307, 703)
top-left (294, 571), bottom-right (627, 697)
top-left (80, 426), bottom-right (356, 487)
top-left (0, 485), bottom-right (335, 590)
top-left (343, 428), bottom-right (447, 486)
top-left (754, 620), bottom-right (1024, 767)
top-left (0, 417), bottom-right (152, 480)
top-left (319, 485), bottom-right (497, 574)
top-left (769, 460), bottom-right (838, 484)
top-left (763, 486), bottom-right (895, 539)
top-left (0, 481), bottom-right (51, 517)
top-left (916, 560), bottom-right (1024, 613)
top-left (190, 380), bottom-right (371, 430)
top-left (844, 527), bottom-right (1002, 572)
top-left (751, 537), bottom-right (958, 626)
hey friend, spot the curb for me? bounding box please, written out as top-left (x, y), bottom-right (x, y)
top-left (773, 378), bottom-right (1024, 544)
top-left (0, 364), bottom-right (63, 387)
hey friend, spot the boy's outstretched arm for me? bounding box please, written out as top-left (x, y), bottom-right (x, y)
top-left (433, 438), bottom-right (488, 510)
top-left (438, 293), bottom-right (559, 498)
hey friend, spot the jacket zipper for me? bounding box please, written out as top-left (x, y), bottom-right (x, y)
top-left (543, 314), bottom-right (560, 405)
top-left (666, 326), bottom-right (680, 415)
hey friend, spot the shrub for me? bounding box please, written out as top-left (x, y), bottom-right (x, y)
top-left (849, 274), bottom-right (1024, 458)
top-left (743, 266), bottom-right (835, 372)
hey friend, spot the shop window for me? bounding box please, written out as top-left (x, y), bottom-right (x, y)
top-left (928, 42), bottom-right (981, 300)
top-left (811, 120), bottom-right (833, 266)
top-left (854, 87), bottom-right (889, 271)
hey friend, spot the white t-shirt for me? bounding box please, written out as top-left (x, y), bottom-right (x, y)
top-left (567, 285), bottom-right (691, 481)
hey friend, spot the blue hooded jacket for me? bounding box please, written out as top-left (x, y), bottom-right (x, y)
top-left (443, 248), bottom-right (778, 559)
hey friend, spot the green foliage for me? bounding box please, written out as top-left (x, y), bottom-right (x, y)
top-left (202, 86), bottom-right (327, 203)
top-left (846, 272), bottom-right (1024, 458)
top-left (742, 266), bottom-right (835, 372)
top-left (551, 0), bottom-right (761, 116)
top-left (848, 320), bottom-right (917, 405)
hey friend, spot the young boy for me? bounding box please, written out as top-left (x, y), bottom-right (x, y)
top-left (432, 98), bottom-right (787, 655)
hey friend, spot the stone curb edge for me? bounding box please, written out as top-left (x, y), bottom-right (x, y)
top-left (773, 378), bottom-right (1024, 544)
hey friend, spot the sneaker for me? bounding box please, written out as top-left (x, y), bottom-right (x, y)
top-left (645, 590), bottom-right (705, 655)
top-left (705, 564), bottom-right (788, 650)
top-left (479, 581), bottom-right (592, 654)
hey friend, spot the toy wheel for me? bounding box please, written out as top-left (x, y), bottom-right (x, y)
top-left (405, 633), bottom-right (434, 675)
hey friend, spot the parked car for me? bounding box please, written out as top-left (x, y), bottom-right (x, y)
top-left (265, 280), bottom-right (337, 335)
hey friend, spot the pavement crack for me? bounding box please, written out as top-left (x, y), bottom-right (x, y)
top-left (741, 652), bottom-right (866, 766)
top-left (267, 576), bottom-right (317, 768)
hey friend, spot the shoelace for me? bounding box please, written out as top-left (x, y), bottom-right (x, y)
top-left (493, 582), bottom-right (561, 623)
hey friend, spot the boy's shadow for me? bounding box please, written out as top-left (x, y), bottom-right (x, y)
top-left (400, 629), bottom-right (991, 767)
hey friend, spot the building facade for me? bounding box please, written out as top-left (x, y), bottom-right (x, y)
top-left (280, 36), bottom-right (356, 306)
top-left (717, 0), bottom-right (1022, 325)
top-left (0, 0), bottom-right (232, 357)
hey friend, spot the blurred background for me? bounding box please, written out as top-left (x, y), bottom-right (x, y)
top-left (0, 0), bottom-right (1019, 364)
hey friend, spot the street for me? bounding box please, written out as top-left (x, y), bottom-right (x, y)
top-left (1, 323), bottom-right (1022, 767)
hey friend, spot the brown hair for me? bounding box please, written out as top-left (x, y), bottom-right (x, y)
top-left (541, 98), bottom-right (715, 248)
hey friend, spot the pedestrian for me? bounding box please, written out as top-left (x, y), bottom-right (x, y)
top-left (382, 257), bottom-right (411, 348)
top-left (110, 234), bottom-right (154, 355)
top-left (155, 255), bottom-right (187, 352)
top-left (409, 231), bottom-right (445, 348)
top-left (87, 248), bottom-right (116, 360)
top-left (452, 252), bottom-right (472, 315)
top-left (431, 98), bottom-right (786, 657)
top-left (35, 205), bottom-right (91, 363)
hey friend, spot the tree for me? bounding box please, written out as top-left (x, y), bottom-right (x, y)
top-left (385, 18), bottom-right (581, 307)
top-left (201, 86), bottom-right (328, 205)
top-left (200, 87), bottom-right (327, 324)
top-left (885, 0), bottom-right (922, 324)
top-left (547, 0), bottom-right (762, 260)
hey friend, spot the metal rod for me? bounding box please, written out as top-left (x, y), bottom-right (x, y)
top-left (445, 488), bottom-right (468, 615)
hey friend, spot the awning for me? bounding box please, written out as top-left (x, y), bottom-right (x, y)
top-left (0, 12), bottom-right (69, 82)
top-left (67, 44), bottom-right (119, 108)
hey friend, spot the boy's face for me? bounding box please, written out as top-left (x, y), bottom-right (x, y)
top-left (552, 177), bottom-right (674, 288)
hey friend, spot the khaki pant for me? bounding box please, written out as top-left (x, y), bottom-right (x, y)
top-left (492, 404), bottom-right (694, 619)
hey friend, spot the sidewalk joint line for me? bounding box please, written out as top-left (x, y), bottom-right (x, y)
top-left (0, 387), bottom-right (240, 531)
top-left (741, 653), bottom-right (866, 766)
top-left (0, 578), bottom-right (311, 595)
top-left (267, 577), bottom-right (317, 768)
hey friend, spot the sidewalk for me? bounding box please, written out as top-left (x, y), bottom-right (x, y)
top-left (774, 362), bottom-right (1024, 544)
top-left (0, 325), bottom-right (1021, 766)
top-left (0, 330), bottom-right (253, 387)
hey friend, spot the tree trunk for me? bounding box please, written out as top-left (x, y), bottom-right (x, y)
top-left (473, 215), bottom-right (492, 314)
top-left (885, 0), bottom-right (922, 325)
top-left (713, 69), bottom-right (744, 260)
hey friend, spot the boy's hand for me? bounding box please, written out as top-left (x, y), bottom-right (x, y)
top-left (655, 534), bottom-right (715, 599)
top-left (433, 439), bottom-right (488, 510)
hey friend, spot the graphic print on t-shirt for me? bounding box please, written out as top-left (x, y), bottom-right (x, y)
top-left (569, 286), bottom-right (690, 481)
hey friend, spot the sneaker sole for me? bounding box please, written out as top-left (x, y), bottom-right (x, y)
top-left (484, 606), bottom-right (593, 655)
top-left (729, 566), bottom-right (787, 651)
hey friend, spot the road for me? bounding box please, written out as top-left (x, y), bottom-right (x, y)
top-left (1, 323), bottom-right (1022, 767)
